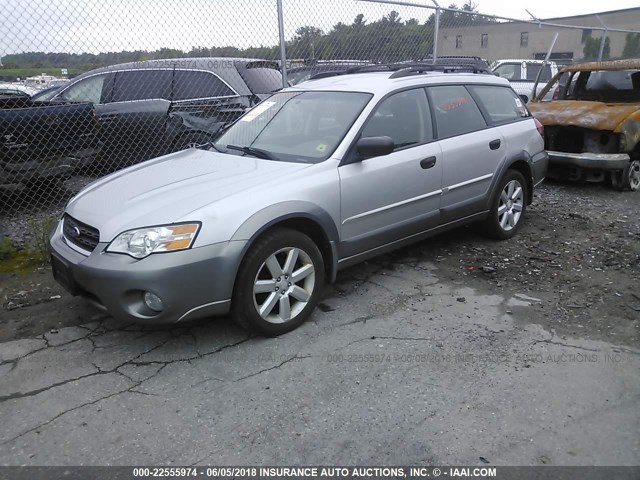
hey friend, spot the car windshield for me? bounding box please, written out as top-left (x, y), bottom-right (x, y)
top-left (214, 90), bottom-right (372, 163)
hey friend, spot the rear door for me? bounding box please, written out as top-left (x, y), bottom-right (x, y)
top-left (339, 88), bottom-right (443, 258)
top-left (427, 84), bottom-right (504, 224)
top-left (168, 70), bottom-right (244, 142)
top-left (101, 69), bottom-right (172, 164)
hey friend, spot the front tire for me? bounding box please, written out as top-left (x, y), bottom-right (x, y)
top-left (612, 160), bottom-right (640, 192)
top-left (232, 228), bottom-right (325, 336)
top-left (482, 170), bottom-right (527, 240)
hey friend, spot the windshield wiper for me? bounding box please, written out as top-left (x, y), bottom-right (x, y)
top-left (226, 144), bottom-right (276, 160)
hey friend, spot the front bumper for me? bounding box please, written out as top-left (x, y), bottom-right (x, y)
top-left (47, 220), bottom-right (247, 324)
top-left (547, 150), bottom-right (630, 171)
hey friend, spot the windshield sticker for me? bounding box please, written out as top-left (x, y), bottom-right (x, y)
top-left (240, 101), bottom-right (276, 122)
top-left (316, 144), bottom-right (327, 153)
top-left (515, 97), bottom-right (523, 108)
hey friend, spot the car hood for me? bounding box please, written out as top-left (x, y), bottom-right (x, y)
top-left (528, 101), bottom-right (640, 132)
top-left (67, 148), bottom-right (311, 241)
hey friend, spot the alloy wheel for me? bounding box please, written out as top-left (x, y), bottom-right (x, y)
top-left (497, 179), bottom-right (524, 231)
top-left (252, 247), bottom-right (316, 324)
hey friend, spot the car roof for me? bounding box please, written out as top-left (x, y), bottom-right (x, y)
top-left (560, 58), bottom-right (640, 72)
top-left (64, 57), bottom-right (280, 96)
top-left (289, 70), bottom-right (510, 96)
top-left (494, 59), bottom-right (556, 64)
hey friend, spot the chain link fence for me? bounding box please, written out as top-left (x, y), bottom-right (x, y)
top-left (1, 0), bottom-right (639, 221)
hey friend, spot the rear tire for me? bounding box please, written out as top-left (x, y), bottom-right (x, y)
top-left (232, 228), bottom-right (325, 336)
top-left (481, 170), bottom-right (527, 240)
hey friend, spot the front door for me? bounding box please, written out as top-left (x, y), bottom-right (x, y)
top-left (339, 88), bottom-right (443, 259)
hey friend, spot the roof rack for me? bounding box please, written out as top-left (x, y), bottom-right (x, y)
top-left (389, 63), bottom-right (490, 78)
top-left (308, 62), bottom-right (490, 81)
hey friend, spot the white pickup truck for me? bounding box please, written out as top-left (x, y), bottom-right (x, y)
top-left (492, 59), bottom-right (559, 103)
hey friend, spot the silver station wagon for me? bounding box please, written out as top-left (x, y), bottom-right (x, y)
top-left (48, 64), bottom-right (548, 336)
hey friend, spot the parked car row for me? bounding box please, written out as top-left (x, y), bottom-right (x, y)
top-left (1, 58), bottom-right (284, 189)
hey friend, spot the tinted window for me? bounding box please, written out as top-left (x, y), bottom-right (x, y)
top-left (61, 74), bottom-right (107, 103)
top-left (362, 88), bottom-right (433, 148)
top-left (173, 70), bottom-right (235, 100)
top-left (112, 70), bottom-right (171, 102)
top-left (468, 85), bottom-right (529, 125)
top-left (238, 67), bottom-right (283, 94)
top-left (526, 64), bottom-right (552, 82)
top-left (493, 63), bottom-right (521, 80)
top-left (428, 85), bottom-right (486, 138)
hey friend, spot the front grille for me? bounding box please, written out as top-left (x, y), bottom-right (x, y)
top-left (63, 214), bottom-right (100, 253)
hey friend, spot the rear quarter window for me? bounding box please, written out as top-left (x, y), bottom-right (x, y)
top-left (237, 67), bottom-right (283, 94)
top-left (468, 85), bottom-right (529, 125)
top-left (173, 70), bottom-right (235, 100)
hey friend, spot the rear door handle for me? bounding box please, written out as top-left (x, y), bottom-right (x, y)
top-left (489, 139), bottom-right (501, 150)
top-left (420, 156), bottom-right (437, 169)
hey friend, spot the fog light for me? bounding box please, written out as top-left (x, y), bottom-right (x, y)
top-left (143, 292), bottom-right (164, 312)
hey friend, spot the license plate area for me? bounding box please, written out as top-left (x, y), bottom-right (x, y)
top-left (50, 254), bottom-right (80, 295)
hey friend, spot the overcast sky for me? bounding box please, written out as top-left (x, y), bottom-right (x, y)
top-left (2, 0), bottom-right (639, 56)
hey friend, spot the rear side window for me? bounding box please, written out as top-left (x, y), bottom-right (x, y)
top-left (362, 88), bottom-right (433, 149)
top-left (526, 64), bottom-right (552, 82)
top-left (427, 85), bottom-right (486, 139)
top-left (112, 70), bottom-right (172, 102)
top-left (173, 70), bottom-right (235, 100)
top-left (468, 85), bottom-right (529, 125)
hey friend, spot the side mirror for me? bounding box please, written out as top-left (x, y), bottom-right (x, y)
top-left (355, 136), bottom-right (394, 160)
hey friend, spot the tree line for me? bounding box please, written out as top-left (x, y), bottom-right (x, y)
top-left (2, 3), bottom-right (495, 72)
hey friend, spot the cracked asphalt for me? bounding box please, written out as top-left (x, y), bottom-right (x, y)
top-left (1, 183), bottom-right (639, 466)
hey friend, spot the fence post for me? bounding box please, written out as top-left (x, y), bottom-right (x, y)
top-left (433, 7), bottom-right (440, 62)
top-left (598, 30), bottom-right (608, 61)
top-left (277, 0), bottom-right (288, 88)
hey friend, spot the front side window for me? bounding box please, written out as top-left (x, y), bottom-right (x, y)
top-left (427, 85), bottom-right (486, 138)
top-left (361, 88), bottom-right (433, 149)
top-left (112, 70), bottom-right (172, 102)
top-left (60, 74), bottom-right (107, 104)
top-left (468, 85), bottom-right (529, 125)
top-left (173, 70), bottom-right (235, 100)
top-left (493, 63), bottom-right (521, 80)
top-left (214, 91), bottom-right (371, 163)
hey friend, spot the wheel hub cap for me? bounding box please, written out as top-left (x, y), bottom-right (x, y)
top-left (253, 247), bottom-right (315, 324)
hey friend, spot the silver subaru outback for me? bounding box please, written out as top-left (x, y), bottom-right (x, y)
top-left (48, 65), bottom-right (548, 336)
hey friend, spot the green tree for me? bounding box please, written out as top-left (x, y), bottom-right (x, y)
top-left (583, 35), bottom-right (610, 60)
top-left (622, 33), bottom-right (640, 58)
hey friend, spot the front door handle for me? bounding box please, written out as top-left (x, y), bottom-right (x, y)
top-left (489, 139), bottom-right (501, 150)
top-left (420, 156), bottom-right (437, 169)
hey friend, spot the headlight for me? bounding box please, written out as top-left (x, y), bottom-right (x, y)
top-left (106, 223), bottom-right (200, 259)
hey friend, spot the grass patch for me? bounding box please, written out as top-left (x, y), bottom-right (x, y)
top-left (0, 215), bottom-right (57, 274)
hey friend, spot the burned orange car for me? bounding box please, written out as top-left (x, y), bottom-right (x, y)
top-left (528, 59), bottom-right (640, 191)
